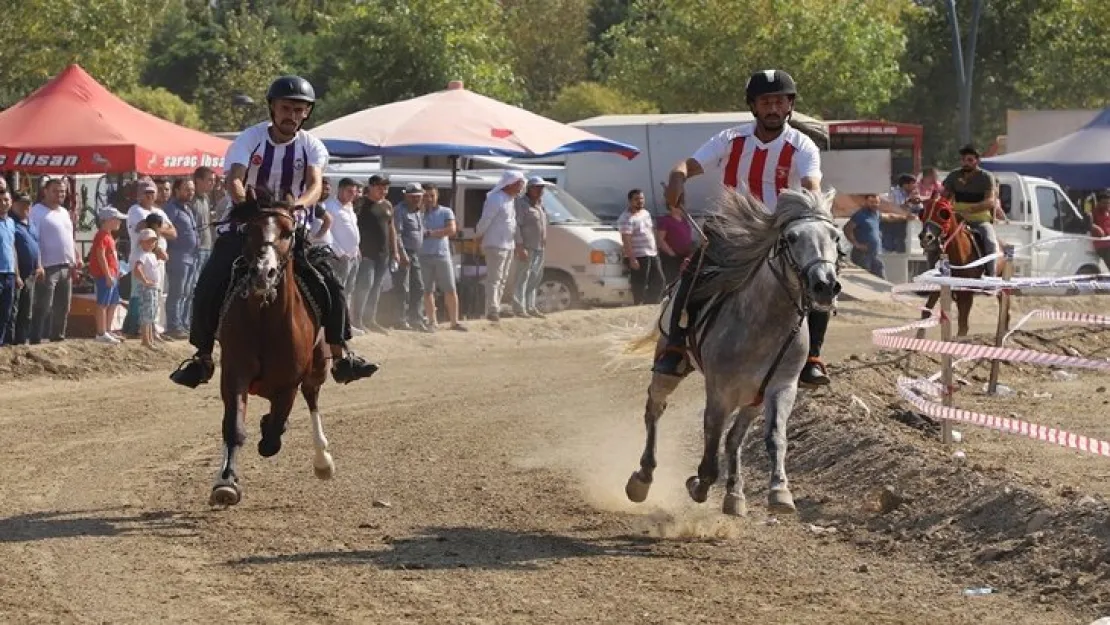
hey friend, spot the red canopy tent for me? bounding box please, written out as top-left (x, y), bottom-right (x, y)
top-left (0, 64), bottom-right (229, 176)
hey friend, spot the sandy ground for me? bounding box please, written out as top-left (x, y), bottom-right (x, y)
top-left (0, 293), bottom-right (1108, 625)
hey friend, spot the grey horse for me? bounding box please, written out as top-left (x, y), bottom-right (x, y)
top-left (619, 187), bottom-right (842, 516)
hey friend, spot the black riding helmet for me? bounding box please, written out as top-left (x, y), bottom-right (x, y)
top-left (745, 69), bottom-right (798, 105)
top-left (266, 75), bottom-right (316, 128)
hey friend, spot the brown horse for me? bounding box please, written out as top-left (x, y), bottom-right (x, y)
top-left (917, 197), bottom-right (986, 337)
top-left (209, 188), bottom-right (334, 507)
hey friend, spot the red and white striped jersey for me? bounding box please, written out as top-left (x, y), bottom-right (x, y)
top-left (691, 123), bottom-right (821, 213)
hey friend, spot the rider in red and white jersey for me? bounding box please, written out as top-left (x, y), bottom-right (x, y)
top-left (654, 69), bottom-right (833, 386)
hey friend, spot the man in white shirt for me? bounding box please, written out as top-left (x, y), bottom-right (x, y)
top-left (171, 75), bottom-right (378, 389)
top-left (476, 170), bottom-right (524, 322)
top-left (654, 69), bottom-right (833, 387)
top-left (325, 178), bottom-right (362, 324)
top-left (29, 178), bottom-right (82, 343)
top-left (122, 179), bottom-right (177, 336)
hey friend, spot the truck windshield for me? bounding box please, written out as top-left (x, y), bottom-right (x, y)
top-left (541, 186), bottom-right (601, 224)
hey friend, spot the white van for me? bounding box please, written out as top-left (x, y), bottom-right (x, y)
top-left (847, 172), bottom-right (1101, 282)
top-left (324, 166), bottom-right (632, 313)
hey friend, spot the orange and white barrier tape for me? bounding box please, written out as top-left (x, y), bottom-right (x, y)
top-left (872, 307), bottom-right (1110, 456)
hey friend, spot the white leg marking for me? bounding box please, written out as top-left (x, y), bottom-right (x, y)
top-left (310, 410), bottom-right (335, 480)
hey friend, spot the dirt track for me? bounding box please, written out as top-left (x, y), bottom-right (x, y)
top-left (1, 298), bottom-right (1107, 624)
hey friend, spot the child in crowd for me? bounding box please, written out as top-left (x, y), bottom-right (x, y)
top-left (132, 229), bottom-right (162, 349)
top-left (90, 208), bottom-right (126, 344)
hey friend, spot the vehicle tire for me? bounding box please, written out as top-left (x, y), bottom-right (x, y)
top-left (536, 270), bottom-right (578, 313)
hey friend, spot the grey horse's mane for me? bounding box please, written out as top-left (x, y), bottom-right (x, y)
top-left (693, 187), bottom-right (834, 298)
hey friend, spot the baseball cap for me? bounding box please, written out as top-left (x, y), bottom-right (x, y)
top-left (98, 207), bottom-right (127, 221)
top-left (403, 182), bottom-right (424, 195)
top-left (527, 176), bottom-right (550, 187)
top-left (138, 180), bottom-right (157, 194)
top-left (367, 174), bottom-right (390, 186)
top-left (138, 228), bottom-right (158, 241)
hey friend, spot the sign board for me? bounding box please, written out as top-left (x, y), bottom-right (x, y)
top-left (821, 149), bottom-right (891, 195)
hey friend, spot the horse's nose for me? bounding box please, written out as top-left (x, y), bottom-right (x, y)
top-left (266, 267), bottom-right (278, 281)
top-left (814, 276), bottom-right (841, 297)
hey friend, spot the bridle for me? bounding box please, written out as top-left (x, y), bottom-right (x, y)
top-left (237, 208), bottom-right (297, 305)
top-left (768, 215), bottom-right (840, 316)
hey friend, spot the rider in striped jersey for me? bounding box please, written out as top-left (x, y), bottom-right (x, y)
top-left (653, 69), bottom-right (833, 387)
top-left (170, 76), bottom-right (379, 389)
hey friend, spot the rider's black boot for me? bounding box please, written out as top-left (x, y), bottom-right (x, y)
top-left (331, 350), bottom-right (380, 384)
top-left (170, 352), bottom-right (216, 388)
top-left (652, 273), bottom-right (693, 376)
top-left (799, 310), bottom-right (831, 386)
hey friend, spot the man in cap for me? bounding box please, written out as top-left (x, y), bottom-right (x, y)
top-left (513, 176), bottom-right (549, 318)
top-left (7, 191), bottom-right (40, 344)
top-left (393, 182), bottom-right (428, 330)
top-left (170, 75), bottom-right (379, 389)
top-left (477, 170), bottom-right (525, 321)
top-left (941, 144), bottom-right (1000, 277)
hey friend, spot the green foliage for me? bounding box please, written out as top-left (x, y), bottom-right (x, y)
top-left (503, 0), bottom-right (593, 110)
top-left (599, 0), bottom-right (910, 118)
top-left (544, 82), bottom-right (657, 123)
top-left (1017, 0), bottom-right (1110, 109)
top-left (0, 0), bottom-right (170, 107)
top-left (119, 86), bottom-right (205, 129)
top-left (313, 0), bottom-right (522, 121)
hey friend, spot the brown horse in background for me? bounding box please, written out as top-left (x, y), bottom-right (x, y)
top-left (209, 188), bottom-right (334, 507)
top-left (917, 196), bottom-right (985, 337)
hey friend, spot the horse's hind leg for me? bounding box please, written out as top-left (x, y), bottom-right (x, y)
top-left (211, 380), bottom-right (248, 506)
top-left (686, 395), bottom-right (731, 505)
top-left (625, 372), bottom-right (683, 503)
top-left (764, 387), bottom-right (799, 514)
top-left (722, 406), bottom-right (759, 517)
top-left (303, 343), bottom-right (334, 480)
top-left (258, 390), bottom-right (296, 458)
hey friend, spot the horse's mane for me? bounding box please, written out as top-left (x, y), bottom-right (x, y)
top-left (225, 186), bottom-right (294, 223)
top-left (693, 187), bottom-right (834, 298)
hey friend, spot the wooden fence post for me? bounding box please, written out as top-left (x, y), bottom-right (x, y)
top-left (988, 245), bottom-right (1016, 394)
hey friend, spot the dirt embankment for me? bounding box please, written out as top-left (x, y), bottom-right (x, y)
top-left (771, 325), bottom-right (1110, 616)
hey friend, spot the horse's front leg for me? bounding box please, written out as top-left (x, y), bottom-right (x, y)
top-left (302, 342), bottom-right (334, 480)
top-left (764, 385), bottom-right (799, 514)
top-left (625, 371), bottom-right (683, 503)
top-left (917, 292), bottom-right (940, 339)
top-left (956, 291), bottom-right (972, 337)
top-left (722, 406), bottom-right (760, 516)
top-left (686, 394), bottom-right (731, 504)
top-left (258, 388), bottom-right (297, 459)
top-left (211, 378), bottom-right (249, 506)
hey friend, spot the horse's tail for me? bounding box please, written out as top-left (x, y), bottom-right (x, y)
top-left (600, 301), bottom-right (667, 372)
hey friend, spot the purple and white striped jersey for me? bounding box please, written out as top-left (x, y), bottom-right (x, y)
top-left (224, 121), bottom-right (329, 201)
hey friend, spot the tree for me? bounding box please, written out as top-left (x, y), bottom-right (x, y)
top-left (503, 0), bottom-right (593, 111)
top-left (312, 0), bottom-right (521, 123)
top-left (887, 0), bottom-right (1048, 167)
top-left (599, 0), bottom-right (910, 119)
top-left (0, 0), bottom-right (170, 107)
top-left (119, 86), bottom-right (205, 129)
top-left (544, 82), bottom-right (657, 122)
top-left (1018, 0), bottom-right (1110, 109)
top-left (143, 3), bottom-right (284, 131)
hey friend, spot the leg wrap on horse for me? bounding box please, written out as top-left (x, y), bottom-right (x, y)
top-left (190, 232), bottom-right (243, 353)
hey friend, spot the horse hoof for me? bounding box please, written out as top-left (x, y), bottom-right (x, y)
top-left (722, 493), bottom-right (747, 517)
top-left (767, 487), bottom-right (796, 515)
top-left (313, 453), bottom-right (336, 480)
top-left (625, 471), bottom-right (651, 503)
top-left (209, 484), bottom-right (241, 507)
top-left (685, 476), bottom-right (709, 504)
top-left (258, 436), bottom-right (282, 458)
